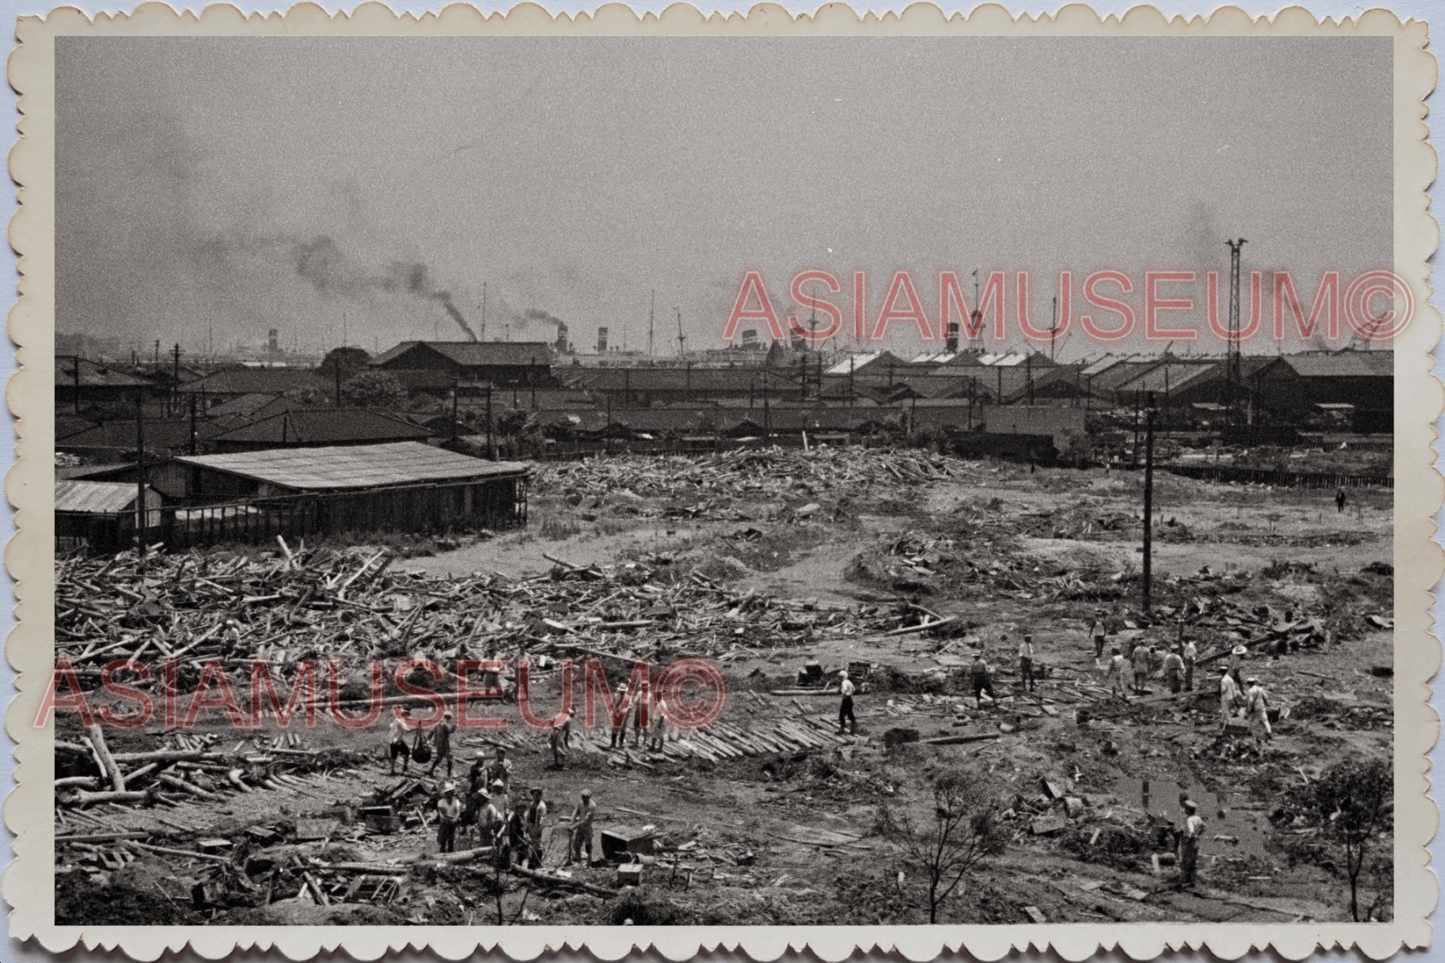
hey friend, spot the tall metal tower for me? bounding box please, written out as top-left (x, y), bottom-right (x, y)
top-left (1225, 238), bottom-right (1247, 427)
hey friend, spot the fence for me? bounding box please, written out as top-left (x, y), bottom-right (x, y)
top-left (58, 474), bottom-right (530, 554)
top-left (1152, 463), bottom-right (1393, 490)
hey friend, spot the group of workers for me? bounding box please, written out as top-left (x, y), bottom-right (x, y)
top-left (425, 744), bottom-right (600, 868)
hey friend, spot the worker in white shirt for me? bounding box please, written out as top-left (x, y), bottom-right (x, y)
top-left (387, 710), bottom-right (414, 775)
top-left (1178, 799), bottom-right (1205, 887)
top-left (838, 670), bottom-right (857, 735)
top-left (436, 781), bottom-right (462, 854)
top-left (1218, 665), bottom-right (1241, 732)
top-left (1017, 635), bottom-right (1037, 693)
top-left (1104, 647), bottom-right (1127, 700)
top-left (566, 788), bottom-right (597, 866)
top-left (1244, 676), bottom-right (1273, 745)
top-left (1182, 638), bottom-right (1198, 691)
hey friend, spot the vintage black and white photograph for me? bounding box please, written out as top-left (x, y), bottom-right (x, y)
top-left (23, 14), bottom-right (1433, 948)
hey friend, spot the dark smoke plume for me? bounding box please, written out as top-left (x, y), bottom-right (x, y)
top-left (290, 235), bottom-right (479, 341)
top-left (382, 261), bottom-right (479, 342)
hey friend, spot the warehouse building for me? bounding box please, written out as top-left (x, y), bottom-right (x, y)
top-left (55, 480), bottom-right (162, 553)
top-left (161, 442), bottom-right (531, 548)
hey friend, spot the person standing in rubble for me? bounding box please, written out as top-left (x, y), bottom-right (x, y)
top-left (504, 797), bottom-right (528, 869)
top-left (550, 708), bottom-right (575, 768)
top-left (609, 683), bottom-right (631, 750)
top-left (1177, 799), bottom-right (1204, 888)
top-left (1218, 665), bottom-right (1241, 733)
top-left (1105, 646), bottom-right (1128, 700)
top-left (1244, 676), bottom-right (1273, 745)
top-left (436, 781), bottom-right (462, 854)
top-left (969, 652), bottom-right (996, 709)
top-left (477, 787), bottom-right (505, 849)
top-left (1228, 644), bottom-right (1247, 689)
top-left (1335, 487), bottom-right (1348, 513)
top-left (566, 788), bottom-right (597, 866)
top-left (838, 670), bottom-right (857, 735)
top-left (1130, 641), bottom-right (1152, 695)
top-left (525, 786), bottom-right (549, 868)
top-left (462, 750), bottom-right (489, 830)
top-left (1017, 635), bottom-right (1037, 693)
top-left (1162, 646), bottom-right (1185, 694)
top-left (428, 710), bottom-right (456, 779)
top-left (1182, 637), bottom-right (1197, 691)
top-left (1088, 611), bottom-right (1108, 661)
top-left (633, 682), bottom-right (650, 748)
top-left (387, 710), bottom-right (414, 776)
top-left (650, 693), bottom-right (670, 751)
top-left (486, 747), bottom-right (513, 792)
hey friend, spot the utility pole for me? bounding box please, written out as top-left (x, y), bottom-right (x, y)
top-left (172, 343), bottom-right (181, 417)
top-left (486, 384), bottom-right (495, 460)
top-left (452, 376), bottom-right (460, 444)
top-left (1049, 295), bottom-right (1060, 361)
top-left (481, 283), bottom-right (487, 341)
top-left (134, 394), bottom-right (146, 571)
top-left (675, 307), bottom-right (685, 359)
top-left (1142, 393), bottom-right (1157, 613)
top-left (648, 290), bottom-right (656, 359)
top-left (153, 340), bottom-right (160, 365)
top-left (1225, 238), bottom-right (1248, 429)
top-left (189, 394), bottom-right (198, 456)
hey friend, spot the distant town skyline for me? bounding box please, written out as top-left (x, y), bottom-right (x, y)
top-left (57, 35), bottom-right (1393, 362)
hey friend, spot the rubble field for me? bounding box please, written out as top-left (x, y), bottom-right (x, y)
top-left (55, 447), bottom-right (1394, 925)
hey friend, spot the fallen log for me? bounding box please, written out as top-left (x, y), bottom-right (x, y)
top-left (887, 616), bottom-right (957, 636)
top-left (55, 776), bottom-right (99, 791)
top-left (65, 790), bottom-right (150, 806)
top-left (125, 840), bottom-right (231, 863)
top-left (921, 732), bottom-right (1001, 746)
top-left (508, 863), bottom-right (615, 897)
top-left (56, 830), bottom-right (153, 844)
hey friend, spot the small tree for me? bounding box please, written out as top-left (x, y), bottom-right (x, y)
top-left (319, 345), bottom-right (372, 378)
top-left (877, 770), bottom-right (1008, 923)
top-left (341, 370), bottom-right (407, 408)
top-left (1304, 757), bottom-right (1392, 921)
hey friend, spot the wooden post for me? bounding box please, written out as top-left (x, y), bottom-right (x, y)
top-left (1142, 396), bottom-right (1157, 613)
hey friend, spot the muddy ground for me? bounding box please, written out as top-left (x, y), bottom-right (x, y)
top-left (57, 453), bottom-right (1394, 926)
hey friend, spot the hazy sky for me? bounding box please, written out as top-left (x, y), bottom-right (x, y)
top-left (56, 35), bottom-right (1392, 359)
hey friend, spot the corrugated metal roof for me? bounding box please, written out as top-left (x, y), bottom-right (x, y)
top-left (55, 357), bottom-right (151, 389)
top-left (210, 407), bottom-right (431, 445)
top-left (372, 341), bottom-right (557, 369)
top-left (55, 480), bottom-right (146, 514)
top-left (179, 367), bottom-right (332, 396)
top-left (1283, 350), bottom-right (1393, 379)
top-left (176, 442), bottom-right (529, 491)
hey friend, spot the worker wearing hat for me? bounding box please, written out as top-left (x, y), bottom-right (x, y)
top-left (387, 708), bottom-right (414, 776)
top-left (476, 782), bottom-right (505, 849)
top-left (524, 786), bottom-right (548, 869)
top-left (1104, 646), bottom-right (1128, 700)
top-left (1218, 664), bottom-right (1241, 732)
top-left (436, 781), bottom-right (462, 854)
top-left (485, 746), bottom-right (513, 792)
top-left (488, 778), bottom-right (511, 823)
top-left (837, 669), bottom-right (857, 736)
top-left (1178, 799), bottom-right (1205, 888)
top-left (1228, 644), bottom-right (1248, 689)
top-left (462, 750), bottom-right (489, 828)
top-left (1162, 645), bottom-right (1185, 694)
top-left (428, 710), bottom-right (456, 779)
top-left (1243, 676), bottom-right (1273, 746)
top-left (610, 682), bottom-right (632, 750)
top-left (551, 707), bottom-right (576, 769)
top-left (567, 789), bottom-right (597, 866)
top-left (1088, 610), bottom-right (1108, 661)
top-left (1017, 634), bottom-right (1036, 693)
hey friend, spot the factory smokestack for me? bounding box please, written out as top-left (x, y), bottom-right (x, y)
top-left (597, 326), bottom-right (609, 353)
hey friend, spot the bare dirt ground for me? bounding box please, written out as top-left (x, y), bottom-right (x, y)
top-left (57, 452), bottom-right (1395, 927)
